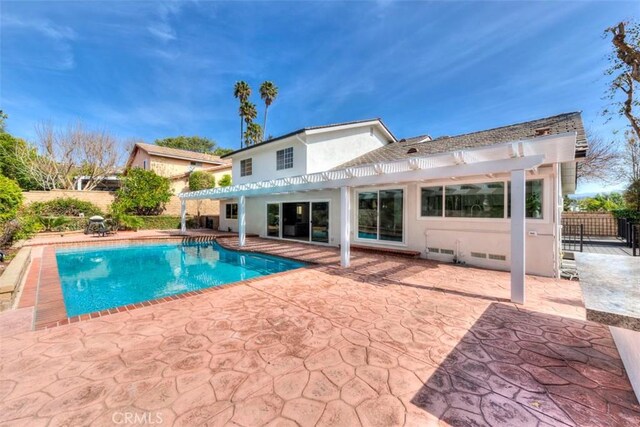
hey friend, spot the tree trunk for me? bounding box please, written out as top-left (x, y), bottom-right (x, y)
top-left (240, 117), bottom-right (244, 149)
top-left (263, 107), bottom-right (268, 142)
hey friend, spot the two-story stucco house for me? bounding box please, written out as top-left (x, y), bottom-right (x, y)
top-left (125, 143), bottom-right (231, 194)
top-left (180, 113), bottom-right (586, 304)
top-left (125, 143), bottom-right (232, 218)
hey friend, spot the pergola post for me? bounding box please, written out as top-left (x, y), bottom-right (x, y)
top-left (510, 169), bottom-right (526, 304)
top-left (340, 186), bottom-right (351, 267)
top-left (180, 200), bottom-right (187, 234)
top-left (238, 195), bottom-right (246, 247)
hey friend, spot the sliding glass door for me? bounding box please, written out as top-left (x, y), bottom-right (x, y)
top-left (311, 202), bottom-right (329, 243)
top-left (357, 189), bottom-right (404, 243)
top-left (267, 201), bottom-right (330, 244)
top-left (267, 203), bottom-right (280, 237)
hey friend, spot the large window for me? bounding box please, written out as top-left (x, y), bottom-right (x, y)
top-left (240, 159), bottom-right (252, 177)
top-left (276, 147), bottom-right (294, 170)
top-left (420, 179), bottom-right (544, 219)
top-left (358, 189), bottom-right (403, 242)
top-left (445, 182), bottom-right (505, 218)
top-left (508, 179), bottom-right (544, 219)
top-left (420, 186), bottom-right (443, 217)
top-left (226, 203), bottom-right (238, 219)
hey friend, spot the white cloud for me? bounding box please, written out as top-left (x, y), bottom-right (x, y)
top-left (2, 15), bottom-right (77, 70)
top-left (147, 1), bottom-right (186, 42)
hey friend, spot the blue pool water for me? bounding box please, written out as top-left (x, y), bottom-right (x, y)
top-left (56, 241), bottom-right (306, 316)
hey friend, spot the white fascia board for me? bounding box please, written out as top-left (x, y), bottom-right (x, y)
top-left (304, 120), bottom-right (395, 142)
top-left (234, 135), bottom-right (298, 158)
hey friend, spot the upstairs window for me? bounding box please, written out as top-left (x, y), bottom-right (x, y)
top-left (226, 203), bottom-right (238, 219)
top-left (240, 158), bottom-right (252, 177)
top-left (276, 147), bottom-right (294, 170)
top-left (190, 161), bottom-right (203, 167)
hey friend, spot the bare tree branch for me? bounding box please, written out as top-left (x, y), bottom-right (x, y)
top-left (576, 129), bottom-right (620, 183)
top-left (15, 121), bottom-right (122, 190)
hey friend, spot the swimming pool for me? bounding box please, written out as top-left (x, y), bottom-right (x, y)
top-left (56, 241), bottom-right (306, 317)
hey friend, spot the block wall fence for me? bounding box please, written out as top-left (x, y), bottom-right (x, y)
top-left (22, 190), bottom-right (220, 217)
top-left (561, 212), bottom-right (617, 237)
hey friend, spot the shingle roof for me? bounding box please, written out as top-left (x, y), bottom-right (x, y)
top-left (135, 143), bottom-right (229, 165)
top-left (221, 118), bottom-right (396, 158)
top-left (335, 112), bottom-right (587, 169)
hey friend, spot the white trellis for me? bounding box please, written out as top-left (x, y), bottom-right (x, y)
top-left (179, 132), bottom-right (578, 304)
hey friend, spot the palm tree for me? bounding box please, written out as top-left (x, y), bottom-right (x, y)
top-left (244, 122), bottom-right (264, 146)
top-left (259, 81), bottom-right (278, 141)
top-left (240, 101), bottom-right (258, 146)
top-left (233, 81), bottom-right (251, 148)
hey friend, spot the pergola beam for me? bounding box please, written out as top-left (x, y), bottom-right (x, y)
top-left (180, 155), bottom-right (545, 201)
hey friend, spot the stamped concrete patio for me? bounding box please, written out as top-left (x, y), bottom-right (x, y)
top-left (1, 236), bottom-right (639, 426)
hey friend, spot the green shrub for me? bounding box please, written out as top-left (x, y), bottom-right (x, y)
top-left (38, 216), bottom-right (71, 232)
top-left (1, 210), bottom-right (42, 246)
top-left (188, 171), bottom-right (216, 191)
top-left (612, 209), bottom-right (640, 221)
top-left (218, 174), bottom-right (232, 187)
top-left (114, 168), bottom-right (172, 215)
top-left (119, 215), bottom-right (194, 230)
top-left (28, 197), bottom-right (103, 217)
top-left (0, 175), bottom-right (23, 222)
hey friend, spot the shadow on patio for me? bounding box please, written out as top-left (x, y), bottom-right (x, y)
top-left (410, 303), bottom-right (640, 426)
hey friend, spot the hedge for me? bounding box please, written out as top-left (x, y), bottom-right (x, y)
top-left (28, 197), bottom-right (103, 217)
top-left (611, 209), bottom-right (640, 221)
top-left (36, 215), bottom-right (196, 232)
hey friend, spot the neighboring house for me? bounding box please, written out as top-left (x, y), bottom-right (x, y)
top-left (125, 142), bottom-right (232, 219)
top-left (180, 113), bottom-right (586, 299)
top-left (125, 142), bottom-right (231, 194)
top-left (168, 164), bottom-right (233, 195)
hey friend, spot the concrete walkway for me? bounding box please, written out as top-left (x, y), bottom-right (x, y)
top-left (0, 237), bottom-right (638, 426)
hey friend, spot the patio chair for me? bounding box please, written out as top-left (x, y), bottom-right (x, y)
top-left (97, 220), bottom-right (115, 237)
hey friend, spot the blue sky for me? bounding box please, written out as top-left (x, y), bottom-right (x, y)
top-left (1, 1), bottom-right (638, 194)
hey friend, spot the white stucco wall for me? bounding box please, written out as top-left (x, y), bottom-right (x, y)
top-left (221, 165), bottom-right (561, 277)
top-left (230, 125), bottom-right (391, 185)
top-left (305, 127), bottom-right (390, 174)
top-left (231, 137), bottom-right (307, 185)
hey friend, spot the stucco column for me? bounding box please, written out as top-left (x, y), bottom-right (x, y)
top-left (510, 169), bottom-right (526, 304)
top-left (180, 200), bottom-right (187, 234)
top-left (340, 186), bottom-right (351, 267)
top-left (238, 195), bottom-right (246, 247)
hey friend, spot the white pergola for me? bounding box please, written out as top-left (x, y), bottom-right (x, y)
top-left (179, 132), bottom-right (578, 304)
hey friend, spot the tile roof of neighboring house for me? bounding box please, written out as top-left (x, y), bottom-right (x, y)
top-left (129, 143), bottom-right (230, 166)
top-left (336, 112), bottom-right (587, 169)
top-left (169, 164), bottom-right (232, 181)
top-left (221, 118), bottom-right (396, 158)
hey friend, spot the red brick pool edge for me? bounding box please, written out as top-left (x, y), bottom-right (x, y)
top-left (19, 240), bottom-right (314, 330)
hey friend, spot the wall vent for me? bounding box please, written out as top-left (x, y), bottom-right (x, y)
top-left (427, 247), bottom-right (440, 253)
top-left (471, 252), bottom-right (487, 259)
top-left (440, 249), bottom-right (454, 255)
top-left (489, 254), bottom-right (506, 261)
